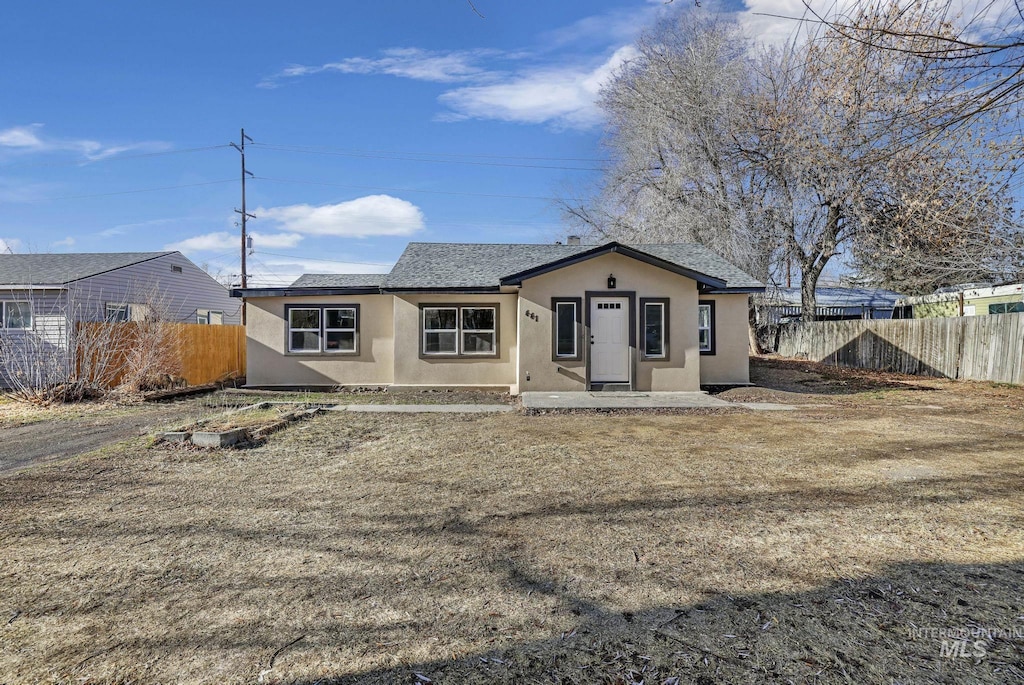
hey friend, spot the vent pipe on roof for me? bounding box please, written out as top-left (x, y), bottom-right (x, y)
top-left (566, 235), bottom-right (580, 245)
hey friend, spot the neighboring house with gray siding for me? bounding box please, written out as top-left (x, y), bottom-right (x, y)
top-left (1, 251), bottom-right (238, 385)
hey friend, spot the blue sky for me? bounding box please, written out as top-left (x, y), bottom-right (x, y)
top-left (0, 0), bottom-right (794, 286)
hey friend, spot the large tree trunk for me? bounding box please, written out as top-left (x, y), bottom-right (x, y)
top-left (801, 278), bottom-right (818, 322)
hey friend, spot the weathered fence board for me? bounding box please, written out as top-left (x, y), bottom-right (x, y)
top-left (77, 323), bottom-right (246, 387)
top-left (776, 313), bottom-right (1024, 385)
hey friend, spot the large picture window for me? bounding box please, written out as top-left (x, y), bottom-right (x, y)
top-left (421, 305), bottom-right (498, 357)
top-left (1, 301), bottom-right (32, 330)
top-left (551, 297), bottom-right (582, 361)
top-left (287, 305), bottom-right (359, 354)
top-left (640, 298), bottom-right (669, 360)
top-left (698, 300), bottom-right (715, 355)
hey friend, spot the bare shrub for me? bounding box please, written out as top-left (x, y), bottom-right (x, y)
top-left (0, 284), bottom-right (184, 405)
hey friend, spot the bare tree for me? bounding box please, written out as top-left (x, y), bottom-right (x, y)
top-left (804, 0), bottom-right (1024, 133)
top-left (563, 13), bottom-right (782, 284)
top-left (0, 283), bottom-right (183, 405)
top-left (568, 7), bottom-right (1022, 319)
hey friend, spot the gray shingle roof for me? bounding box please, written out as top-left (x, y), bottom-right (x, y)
top-left (768, 287), bottom-right (903, 308)
top-left (290, 273), bottom-right (386, 288)
top-left (0, 252), bottom-right (174, 286)
top-left (382, 242), bottom-right (763, 290)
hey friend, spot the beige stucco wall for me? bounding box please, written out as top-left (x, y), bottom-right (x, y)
top-left (392, 293), bottom-right (518, 389)
top-left (517, 252), bottom-right (703, 392)
top-left (245, 295), bottom-right (394, 386)
top-left (698, 293), bottom-right (752, 385)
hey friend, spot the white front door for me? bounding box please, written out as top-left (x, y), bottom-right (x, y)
top-left (591, 297), bottom-right (629, 383)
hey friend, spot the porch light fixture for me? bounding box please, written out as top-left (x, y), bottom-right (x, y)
top-left (607, 274), bottom-right (617, 289)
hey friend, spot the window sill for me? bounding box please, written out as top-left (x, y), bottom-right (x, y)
top-left (420, 353), bottom-right (500, 360)
top-left (285, 351), bottom-right (360, 357)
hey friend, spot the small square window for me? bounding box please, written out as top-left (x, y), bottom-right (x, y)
top-left (2, 302), bottom-right (32, 329)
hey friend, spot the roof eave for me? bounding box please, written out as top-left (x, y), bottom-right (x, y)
top-left (380, 286), bottom-right (502, 294)
top-left (702, 286), bottom-right (766, 294)
top-left (499, 242), bottom-right (728, 289)
top-left (231, 286), bottom-right (383, 298)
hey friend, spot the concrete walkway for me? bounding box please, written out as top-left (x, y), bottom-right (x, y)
top-left (317, 395), bottom-right (797, 413)
top-left (326, 403), bottom-right (514, 413)
top-left (521, 391), bottom-right (796, 411)
top-left (523, 391), bottom-right (725, 410)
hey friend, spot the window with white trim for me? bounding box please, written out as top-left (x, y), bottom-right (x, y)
top-left (698, 300), bottom-right (715, 354)
top-left (287, 305), bottom-right (359, 354)
top-left (197, 310), bottom-right (224, 325)
top-left (324, 308), bottom-right (357, 352)
top-left (421, 305), bottom-right (498, 357)
top-left (106, 303), bottom-right (130, 322)
top-left (552, 298), bottom-right (581, 360)
top-left (641, 298), bottom-right (669, 360)
top-left (1, 301), bottom-right (32, 330)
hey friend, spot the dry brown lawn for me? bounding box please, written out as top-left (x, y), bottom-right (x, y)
top-left (1, 360), bottom-right (1022, 684)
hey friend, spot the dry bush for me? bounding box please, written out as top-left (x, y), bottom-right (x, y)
top-left (0, 284), bottom-right (183, 405)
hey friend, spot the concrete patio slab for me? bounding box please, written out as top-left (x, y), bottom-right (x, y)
top-left (520, 391), bottom-right (735, 410)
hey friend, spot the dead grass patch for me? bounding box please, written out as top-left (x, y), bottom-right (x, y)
top-left (0, 366), bottom-right (1022, 683)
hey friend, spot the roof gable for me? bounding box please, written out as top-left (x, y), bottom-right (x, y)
top-left (382, 241), bottom-right (763, 291)
top-left (499, 242), bottom-right (727, 288)
top-left (0, 252), bottom-right (174, 286)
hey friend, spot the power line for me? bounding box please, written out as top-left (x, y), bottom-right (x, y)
top-left (252, 143), bottom-right (605, 171)
top-left (0, 144), bottom-right (232, 170)
top-left (255, 175), bottom-right (580, 201)
top-left (251, 141), bottom-right (609, 163)
top-left (20, 179), bottom-right (237, 202)
top-left (253, 250), bottom-right (393, 267)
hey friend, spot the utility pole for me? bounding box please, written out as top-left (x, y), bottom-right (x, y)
top-left (231, 128), bottom-right (255, 324)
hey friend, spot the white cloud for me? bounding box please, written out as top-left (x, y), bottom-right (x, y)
top-left (0, 238), bottom-right (22, 254)
top-left (0, 123), bottom-right (169, 161)
top-left (256, 195), bottom-right (425, 238)
top-left (51, 236), bottom-right (75, 248)
top-left (438, 46), bottom-right (639, 128)
top-left (260, 48), bottom-right (501, 88)
top-left (0, 125), bottom-right (46, 148)
top-left (165, 231), bottom-right (304, 253)
top-left (539, 5), bottom-right (664, 49)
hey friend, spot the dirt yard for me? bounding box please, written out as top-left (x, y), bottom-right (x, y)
top-left (0, 359), bottom-right (1022, 683)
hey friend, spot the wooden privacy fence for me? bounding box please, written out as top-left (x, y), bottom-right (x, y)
top-left (77, 322), bottom-right (246, 387)
top-left (776, 313), bottom-right (1024, 384)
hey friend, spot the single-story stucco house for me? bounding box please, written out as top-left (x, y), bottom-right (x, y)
top-left (231, 240), bottom-right (765, 393)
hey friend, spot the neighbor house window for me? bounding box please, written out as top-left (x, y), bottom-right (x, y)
top-left (551, 297), bottom-right (582, 361)
top-left (286, 305), bottom-right (360, 354)
top-left (989, 301), bottom-right (1024, 314)
top-left (197, 310), bottom-right (224, 325)
top-left (698, 300), bottom-right (715, 355)
top-left (1, 301), bottom-right (32, 330)
top-left (421, 305), bottom-right (499, 357)
top-left (106, 304), bottom-right (130, 322)
top-left (641, 298), bottom-right (669, 360)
